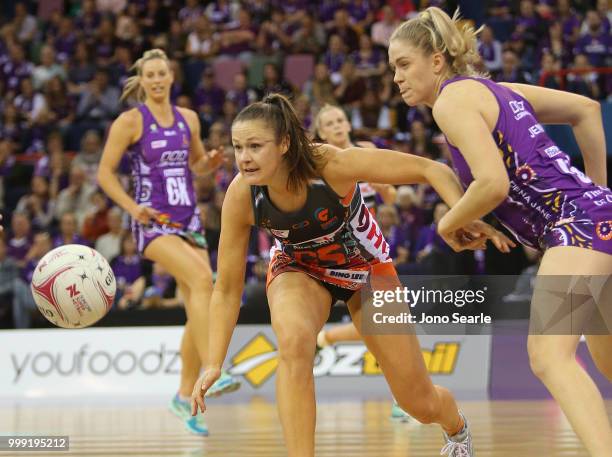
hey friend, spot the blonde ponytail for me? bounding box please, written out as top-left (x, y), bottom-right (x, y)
top-left (120, 48), bottom-right (171, 102)
top-left (390, 7), bottom-right (486, 78)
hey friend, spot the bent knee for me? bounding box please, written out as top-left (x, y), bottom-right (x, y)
top-left (274, 325), bottom-right (317, 362)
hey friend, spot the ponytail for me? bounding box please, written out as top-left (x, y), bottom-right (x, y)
top-left (390, 7), bottom-right (486, 78)
top-left (233, 93), bottom-right (327, 192)
top-left (120, 48), bottom-right (170, 103)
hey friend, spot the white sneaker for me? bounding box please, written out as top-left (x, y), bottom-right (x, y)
top-left (440, 412), bottom-right (473, 456)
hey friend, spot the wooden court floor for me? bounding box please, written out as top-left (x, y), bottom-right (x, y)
top-left (1, 398), bottom-right (610, 456)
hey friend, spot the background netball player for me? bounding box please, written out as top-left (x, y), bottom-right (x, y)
top-left (314, 104), bottom-right (409, 421)
top-left (388, 8), bottom-right (612, 456)
top-left (191, 93), bottom-right (514, 457)
top-left (97, 49), bottom-right (239, 436)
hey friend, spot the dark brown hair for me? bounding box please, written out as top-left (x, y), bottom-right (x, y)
top-left (233, 93), bottom-right (326, 192)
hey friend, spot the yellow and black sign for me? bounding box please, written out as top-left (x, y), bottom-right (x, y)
top-left (229, 333), bottom-right (460, 388)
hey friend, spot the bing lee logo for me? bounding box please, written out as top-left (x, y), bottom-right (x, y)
top-left (228, 333), bottom-right (460, 388)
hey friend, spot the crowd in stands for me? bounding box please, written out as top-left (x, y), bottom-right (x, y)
top-left (0, 0), bottom-right (609, 327)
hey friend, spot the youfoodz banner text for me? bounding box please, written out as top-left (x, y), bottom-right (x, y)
top-left (0, 326), bottom-right (491, 399)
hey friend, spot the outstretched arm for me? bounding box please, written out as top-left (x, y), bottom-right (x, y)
top-left (191, 175), bottom-right (252, 414)
top-left (180, 108), bottom-right (225, 176)
top-left (323, 143), bottom-right (465, 209)
top-left (501, 82), bottom-right (606, 186)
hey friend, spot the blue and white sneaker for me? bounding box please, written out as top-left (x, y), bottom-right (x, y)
top-left (169, 393), bottom-right (208, 436)
top-left (390, 400), bottom-right (412, 422)
top-left (205, 371), bottom-right (241, 398)
top-left (440, 412), bottom-right (474, 456)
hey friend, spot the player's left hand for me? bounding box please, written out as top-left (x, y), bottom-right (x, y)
top-left (459, 220), bottom-right (516, 253)
top-left (193, 147), bottom-right (226, 175)
top-left (440, 227), bottom-right (488, 252)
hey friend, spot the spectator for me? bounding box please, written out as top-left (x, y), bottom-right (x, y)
top-left (14, 77), bottom-right (46, 131)
top-left (55, 164), bottom-right (96, 228)
top-left (34, 131), bottom-right (70, 199)
top-left (514, 0), bottom-right (546, 51)
top-left (2, 43), bottom-right (33, 96)
top-left (334, 59), bottom-right (367, 105)
top-left (350, 89), bottom-right (393, 140)
top-left (536, 52), bottom-right (562, 89)
top-left (7, 211), bottom-right (32, 268)
top-left (574, 10), bottom-right (610, 68)
top-left (347, 0), bottom-right (375, 32)
top-left (291, 13), bottom-right (326, 55)
top-left (15, 176), bottom-right (55, 230)
top-left (165, 19), bottom-right (188, 61)
top-left (96, 0), bottom-right (127, 15)
top-left (371, 5), bottom-right (400, 48)
top-left (407, 120), bottom-right (436, 157)
top-left (94, 17), bottom-right (117, 68)
top-left (352, 34), bottom-right (387, 79)
top-left (113, 233), bottom-right (145, 310)
top-left (193, 67), bottom-right (226, 117)
top-left (256, 8), bottom-right (293, 55)
top-left (537, 21), bottom-right (571, 69)
top-left (377, 204), bottom-right (410, 267)
top-left (140, 0), bottom-right (171, 37)
top-left (13, 232), bottom-right (53, 328)
top-left (496, 49), bottom-right (532, 84)
top-left (82, 190), bottom-right (111, 243)
top-left (327, 8), bottom-right (359, 53)
top-left (0, 238), bottom-right (17, 328)
top-left (186, 16), bottom-right (219, 60)
top-left (256, 63), bottom-right (293, 98)
top-left (54, 211), bottom-right (90, 247)
top-left (594, 0), bottom-right (611, 34)
top-left (226, 72), bottom-right (257, 111)
top-left (323, 34), bottom-right (348, 83)
top-left (179, 0), bottom-right (205, 33)
top-left (205, 0), bottom-right (238, 27)
top-left (95, 206), bottom-right (124, 261)
top-left (141, 262), bottom-right (180, 309)
top-left (40, 77), bottom-right (75, 137)
top-left (217, 8), bottom-right (257, 64)
top-left (478, 25), bottom-right (503, 74)
top-left (304, 62), bottom-right (336, 109)
top-left (11, 2), bottom-right (37, 45)
top-left (566, 53), bottom-right (600, 99)
top-left (556, 0), bottom-right (581, 45)
top-left (75, 69), bottom-right (120, 141)
top-left (75, 0), bottom-right (101, 43)
top-left (67, 42), bottom-right (96, 95)
top-left (72, 130), bottom-right (103, 186)
top-left (109, 45), bottom-right (133, 90)
top-left (32, 45), bottom-right (66, 90)
top-left (53, 17), bottom-right (77, 63)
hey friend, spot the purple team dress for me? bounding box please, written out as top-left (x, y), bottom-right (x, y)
top-left (127, 104), bottom-right (204, 253)
top-left (440, 76), bottom-right (612, 255)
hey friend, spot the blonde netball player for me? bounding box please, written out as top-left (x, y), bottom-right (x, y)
top-left (191, 93), bottom-right (514, 456)
top-left (97, 49), bottom-right (240, 436)
top-left (388, 8), bottom-right (612, 456)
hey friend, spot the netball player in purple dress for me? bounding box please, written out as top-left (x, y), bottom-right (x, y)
top-left (388, 8), bottom-right (612, 456)
top-left (97, 49), bottom-right (239, 436)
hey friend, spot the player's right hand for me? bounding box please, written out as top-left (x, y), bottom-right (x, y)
top-left (130, 205), bottom-right (160, 225)
top-left (191, 367), bottom-right (221, 415)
